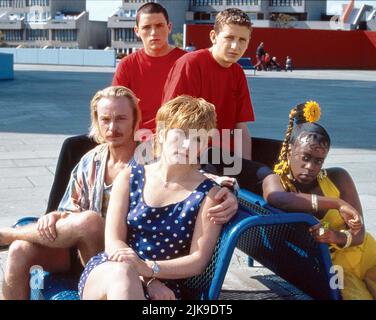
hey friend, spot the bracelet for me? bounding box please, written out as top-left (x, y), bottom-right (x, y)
top-left (340, 229), bottom-right (353, 249)
top-left (146, 277), bottom-right (156, 288)
top-left (311, 194), bottom-right (318, 212)
top-left (331, 230), bottom-right (353, 251)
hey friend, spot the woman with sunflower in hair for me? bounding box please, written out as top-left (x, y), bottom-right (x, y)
top-left (262, 101), bottom-right (376, 300)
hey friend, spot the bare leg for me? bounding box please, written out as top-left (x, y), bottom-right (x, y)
top-left (0, 211), bottom-right (104, 264)
top-left (2, 241), bottom-right (70, 300)
top-left (1, 211), bottom-right (104, 300)
top-left (83, 261), bottom-right (145, 300)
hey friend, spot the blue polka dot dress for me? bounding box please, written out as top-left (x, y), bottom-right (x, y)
top-left (78, 164), bottom-right (216, 299)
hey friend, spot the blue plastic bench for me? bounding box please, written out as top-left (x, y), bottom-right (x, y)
top-left (14, 209), bottom-right (277, 300)
top-left (238, 57), bottom-right (256, 75)
top-left (14, 191), bottom-right (341, 300)
top-left (10, 136), bottom-right (340, 300)
top-left (235, 189), bottom-right (342, 300)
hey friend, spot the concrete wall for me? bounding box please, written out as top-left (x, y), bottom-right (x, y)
top-left (186, 24), bottom-right (376, 69)
top-left (368, 20), bottom-right (376, 31)
top-left (0, 48), bottom-right (115, 66)
top-left (87, 21), bottom-right (108, 49)
top-left (160, 0), bottom-right (188, 35)
top-left (305, 0), bottom-right (327, 21)
top-left (0, 52), bottom-right (13, 80)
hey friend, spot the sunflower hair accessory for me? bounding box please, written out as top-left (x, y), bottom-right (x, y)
top-left (303, 101), bottom-right (321, 123)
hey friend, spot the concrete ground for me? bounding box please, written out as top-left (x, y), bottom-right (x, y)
top-left (0, 65), bottom-right (375, 300)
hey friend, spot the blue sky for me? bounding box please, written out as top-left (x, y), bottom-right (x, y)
top-left (86, 0), bottom-right (376, 21)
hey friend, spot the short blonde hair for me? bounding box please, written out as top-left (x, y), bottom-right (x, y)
top-left (155, 95), bottom-right (217, 156)
top-left (89, 86), bottom-right (141, 144)
top-left (214, 8), bottom-right (252, 33)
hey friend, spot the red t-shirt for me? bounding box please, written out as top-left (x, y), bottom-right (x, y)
top-left (112, 47), bottom-right (186, 130)
top-left (162, 48), bottom-right (255, 131)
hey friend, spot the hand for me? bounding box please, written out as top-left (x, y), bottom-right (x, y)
top-left (309, 223), bottom-right (341, 244)
top-left (108, 247), bottom-right (151, 277)
top-left (147, 279), bottom-right (176, 300)
top-left (37, 211), bottom-right (64, 242)
top-left (207, 187), bottom-right (238, 225)
top-left (338, 201), bottom-right (363, 234)
top-left (216, 176), bottom-right (237, 189)
top-left (203, 173), bottom-right (236, 189)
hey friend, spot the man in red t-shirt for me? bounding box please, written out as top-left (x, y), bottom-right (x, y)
top-left (112, 4), bottom-right (185, 131)
top-left (162, 8), bottom-right (255, 161)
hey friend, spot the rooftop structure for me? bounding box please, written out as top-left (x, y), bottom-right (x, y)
top-left (0, 0), bottom-right (107, 49)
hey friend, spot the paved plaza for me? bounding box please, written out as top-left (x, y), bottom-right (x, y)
top-left (0, 65), bottom-right (375, 299)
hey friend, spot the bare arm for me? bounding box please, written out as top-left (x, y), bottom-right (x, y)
top-left (104, 167), bottom-right (132, 254)
top-left (263, 174), bottom-right (343, 215)
top-left (263, 169), bottom-right (365, 247)
top-left (202, 172), bottom-right (239, 224)
top-left (235, 122), bottom-right (252, 160)
top-left (328, 168), bottom-right (365, 246)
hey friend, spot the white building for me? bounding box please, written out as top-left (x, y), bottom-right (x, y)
top-left (0, 0), bottom-right (107, 49)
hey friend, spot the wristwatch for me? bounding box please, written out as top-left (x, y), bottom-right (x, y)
top-left (151, 261), bottom-right (160, 277)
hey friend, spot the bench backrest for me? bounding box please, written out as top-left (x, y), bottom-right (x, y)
top-left (237, 189), bottom-right (342, 300)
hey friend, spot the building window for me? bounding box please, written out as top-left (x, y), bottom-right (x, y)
top-left (26, 0), bottom-right (50, 6)
top-left (26, 29), bottom-right (48, 40)
top-left (2, 29), bottom-right (22, 41)
top-left (52, 29), bottom-right (77, 41)
top-left (114, 28), bottom-right (138, 42)
top-left (41, 11), bottom-right (50, 21)
top-left (0, 0), bottom-right (12, 8)
top-left (116, 9), bottom-right (137, 18)
top-left (248, 12), bottom-right (257, 20)
top-left (193, 12), bottom-right (211, 21)
top-left (190, 0), bottom-right (259, 6)
top-left (25, 11), bottom-right (44, 22)
top-left (190, 0), bottom-right (220, 6)
top-left (123, 0), bottom-right (150, 3)
top-left (269, 0), bottom-right (302, 6)
top-left (226, 0), bottom-right (259, 5)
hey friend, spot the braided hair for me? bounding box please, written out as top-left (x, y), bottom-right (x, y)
top-left (274, 101), bottom-right (330, 192)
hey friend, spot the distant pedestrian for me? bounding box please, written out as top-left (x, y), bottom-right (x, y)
top-left (285, 56), bottom-right (293, 72)
top-left (264, 53), bottom-right (271, 71)
top-left (270, 56), bottom-right (281, 71)
top-left (254, 42), bottom-right (265, 71)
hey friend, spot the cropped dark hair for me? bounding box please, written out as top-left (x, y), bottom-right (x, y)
top-left (136, 2), bottom-right (169, 26)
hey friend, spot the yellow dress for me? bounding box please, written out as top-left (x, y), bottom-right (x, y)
top-left (318, 170), bottom-right (376, 300)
